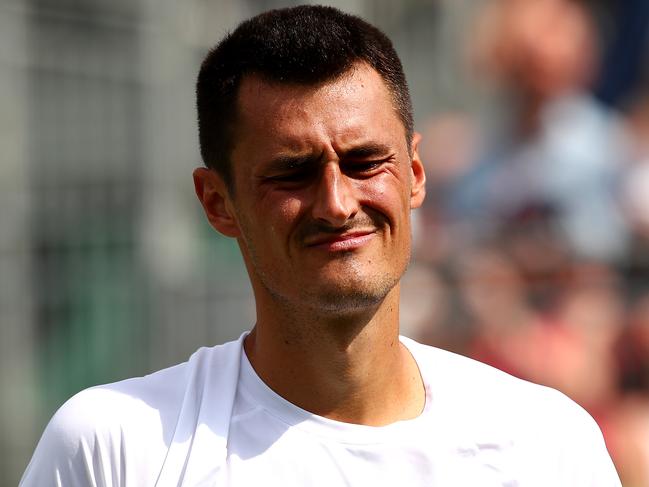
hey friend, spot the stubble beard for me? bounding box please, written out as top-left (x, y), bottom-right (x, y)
top-left (247, 237), bottom-right (410, 316)
top-left (236, 208), bottom-right (412, 316)
top-left (302, 255), bottom-right (405, 313)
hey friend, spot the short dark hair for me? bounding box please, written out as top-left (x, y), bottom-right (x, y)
top-left (196, 5), bottom-right (413, 189)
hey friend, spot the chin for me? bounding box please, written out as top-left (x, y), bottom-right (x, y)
top-left (301, 275), bottom-right (399, 313)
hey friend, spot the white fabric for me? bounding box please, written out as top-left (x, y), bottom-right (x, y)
top-left (20, 334), bottom-right (621, 486)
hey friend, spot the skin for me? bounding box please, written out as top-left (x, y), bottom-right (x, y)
top-left (194, 62), bottom-right (426, 426)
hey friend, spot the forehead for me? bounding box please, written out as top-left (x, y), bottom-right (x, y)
top-left (231, 63), bottom-right (406, 157)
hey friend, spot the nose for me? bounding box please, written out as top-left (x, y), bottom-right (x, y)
top-left (311, 162), bottom-right (358, 226)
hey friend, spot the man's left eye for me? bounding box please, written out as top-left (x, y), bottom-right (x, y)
top-left (345, 161), bottom-right (383, 174)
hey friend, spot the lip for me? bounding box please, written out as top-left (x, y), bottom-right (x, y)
top-left (304, 230), bottom-right (376, 251)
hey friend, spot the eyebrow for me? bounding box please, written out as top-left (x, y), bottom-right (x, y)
top-left (266, 142), bottom-right (393, 171)
top-left (268, 153), bottom-right (321, 172)
top-left (342, 143), bottom-right (392, 159)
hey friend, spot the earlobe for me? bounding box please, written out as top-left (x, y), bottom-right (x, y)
top-left (193, 167), bottom-right (241, 238)
top-left (409, 132), bottom-right (426, 209)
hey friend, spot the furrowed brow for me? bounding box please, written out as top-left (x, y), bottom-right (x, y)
top-left (343, 143), bottom-right (392, 159)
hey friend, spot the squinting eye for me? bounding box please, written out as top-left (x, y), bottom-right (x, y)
top-left (267, 168), bottom-right (313, 183)
top-left (345, 161), bottom-right (382, 174)
top-left (357, 162), bottom-right (381, 171)
top-left (270, 173), bottom-right (303, 182)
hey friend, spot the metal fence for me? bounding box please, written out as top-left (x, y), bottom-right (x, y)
top-left (0, 0), bottom-right (464, 484)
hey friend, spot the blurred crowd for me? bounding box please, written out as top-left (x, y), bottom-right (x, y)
top-left (404, 0), bottom-right (649, 484)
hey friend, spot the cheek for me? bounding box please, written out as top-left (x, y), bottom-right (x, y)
top-left (278, 195), bottom-right (304, 216)
top-left (262, 194), bottom-right (306, 242)
top-left (273, 195), bottom-right (305, 223)
top-left (356, 177), bottom-right (410, 221)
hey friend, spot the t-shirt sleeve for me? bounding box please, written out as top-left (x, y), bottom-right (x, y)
top-left (19, 389), bottom-right (123, 487)
top-left (551, 392), bottom-right (622, 487)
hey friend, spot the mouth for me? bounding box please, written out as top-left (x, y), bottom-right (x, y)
top-left (304, 230), bottom-right (376, 252)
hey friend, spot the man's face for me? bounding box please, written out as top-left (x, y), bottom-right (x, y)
top-left (197, 63), bottom-right (425, 313)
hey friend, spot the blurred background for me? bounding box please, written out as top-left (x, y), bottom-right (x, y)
top-left (2, 0), bottom-right (649, 485)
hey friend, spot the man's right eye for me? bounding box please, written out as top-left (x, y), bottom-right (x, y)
top-left (267, 169), bottom-right (312, 183)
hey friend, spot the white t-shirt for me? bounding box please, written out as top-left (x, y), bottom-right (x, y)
top-left (20, 335), bottom-right (621, 486)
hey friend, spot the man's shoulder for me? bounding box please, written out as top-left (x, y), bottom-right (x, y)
top-left (44, 337), bottom-right (244, 441)
top-left (20, 361), bottom-right (190, 486)
top-left (402, 336), bottom-right (595, 429)
top-left (21, 337), bottom-right (245, 486)
top-left (403, 336), bottom-right (544, 391)
top-left (403, 337), bottom-right (620, 485)
top-left (52, 360), bottom-right (189, 438)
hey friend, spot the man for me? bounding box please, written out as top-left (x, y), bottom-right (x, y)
top-left (21, 5), bottom-right (620, 486)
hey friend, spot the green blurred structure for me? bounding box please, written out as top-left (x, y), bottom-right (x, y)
top-left (0, 0), bottom-right (477, 484)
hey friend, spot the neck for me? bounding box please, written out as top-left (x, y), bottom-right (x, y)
top-left (243, 285), bottom-right (425, 426)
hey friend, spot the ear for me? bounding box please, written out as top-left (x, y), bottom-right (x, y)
top-left (193, 167), bottom-right (241, 238)
top-left (409, 132), bottom-right (426, 209)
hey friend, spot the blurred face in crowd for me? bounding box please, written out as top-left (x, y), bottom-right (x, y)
top-left (478, 0), bottom-right (598, 99)
top-left (196, 63), bottom-right (426, 313)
